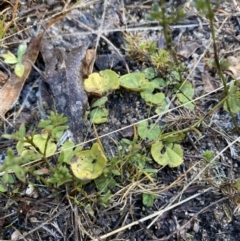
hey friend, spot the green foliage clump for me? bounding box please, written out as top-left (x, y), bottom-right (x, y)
top-left (142, 193), bottom-right (157, 207)
top-left (203, 150), bottom-right (215, 163)
top-left (124, 34), bottom-right (156, 62)
top-left (150, 49), bottom-right (173, 73)
top-left (0, 112), bottom-right (72, 189)
top-left (0, 44), bottom-right (27, 77)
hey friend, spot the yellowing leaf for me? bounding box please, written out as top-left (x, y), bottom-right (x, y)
top-left (226, 56), bottom-right (240, 79)
top-left (1, 51), bottom-right (18, 64)
top-left (15, 62), bottom-right (25, 77)
top-left (21, 149), bottom-right (42, 161)
top-left (32, 134), bottom-right (57, 155)
top-left (19, 134), bottom-right (57, 158)
top-left (119, 73), bottom-right (149, 91)
top-left (70, 143), bottom-right (107, 181)
top-left (84, 69), bottom-right (119, 96)
top-left (151, 141), bottom-right (183, 167)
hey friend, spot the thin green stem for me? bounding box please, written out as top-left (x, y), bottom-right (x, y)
top-left (206, 0), bottom-right (239, 134)
top-left (25, 136), bottom-right (53, 170)
top-left (160, 94), bottom-right (229, 140)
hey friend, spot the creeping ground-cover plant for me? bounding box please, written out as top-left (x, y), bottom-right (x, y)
top-left (0, 112), bottom-right (108, 192)
top-left (0, 107), bottom-right (186, 206)
top-left (84, 68), bottom-right (195, 123)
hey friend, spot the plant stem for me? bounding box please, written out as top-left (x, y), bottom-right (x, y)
top-left (160, 94), bottom-right (229, 140)
top-left (205, 0), bottom-right (239, 134)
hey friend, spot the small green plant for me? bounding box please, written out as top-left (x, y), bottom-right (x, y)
top-left (150, 49), bottom-right (174, 73)
top-left (84, 66), bottom-right (195, 170)
top-left (0, 112), bottom-right (110, 196)
top-left (90, 97), bottom-right (109, 124)
top-left (192, 0), bottom-right (240, 132)
top-left (124, 33), bottom-right (157, 62)
top-left (0, 43), bottom-right (27, 77)
top-left (203, 150), bottom-right (215, 163)
top-left (137, 120), bottom-right (161, 141)
top-left (86, 68), bottom-right (194, 115)
top-left (124, 33), bottom-right (182, 77)
top-left (1, 112), bottom-right (70, 188)
top-left (142, 193), bottom-right (157, 207)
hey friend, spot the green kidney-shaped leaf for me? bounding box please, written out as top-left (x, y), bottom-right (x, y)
top-left (154, 100), bottom-right (169, 114)
top-left (137, 120), bottom-right (160, 141)
top-left (152, 78), bottom-right (167, 88)
top-left (151, 141), bottom-right (183, 167)
top-left (119, 73), bottom-right (149, 91)
top-left (84, 69), bottom-right (119, 96)
top-left (0, 183), bottom-right (7, 192)
top-left (58, 141), bottom-right (76, 164)
top-left (176, 81), bottom-right (195, 110)
top-left (70, 143), bottom-right (107, 181)
top-left (142, 193), bottom-right (157, 207)
top-left (143, 67), bottom-right (157, 79)
top-left (91, 97), bottom-right (108, 108)
top-left (224, 91), bottom-right (240, 114)
top-left (90, 108), bottom-right (109, 124)
top-left (165, 144), bottom-right (183, 167)
top-left (141, 92), bottom-right (165, 106)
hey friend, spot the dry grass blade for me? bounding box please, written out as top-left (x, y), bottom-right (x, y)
top-left (0, 0), bottom-right (19, 41)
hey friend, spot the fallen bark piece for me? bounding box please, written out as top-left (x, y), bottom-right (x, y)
top-left (40, 12), bottom-right (94, 143)
top-left (0, 70), bottom-right (9, 86)
top-left (41, 43), bottom-right (90, 144)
